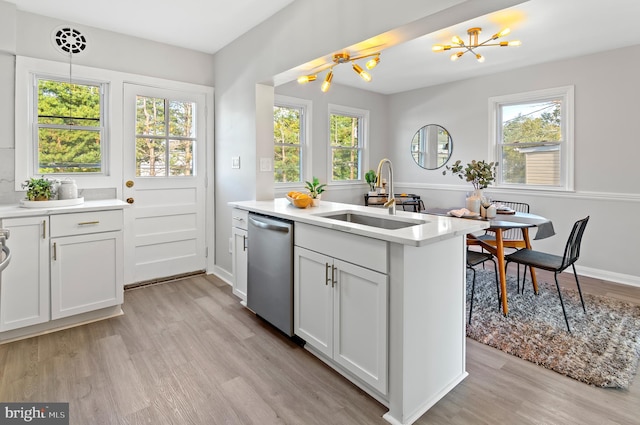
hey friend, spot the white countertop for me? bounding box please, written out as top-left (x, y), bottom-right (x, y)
top-left (0, 199), bottom-right (129, 219)
top-left (229, 198), bottom-right (489, 247)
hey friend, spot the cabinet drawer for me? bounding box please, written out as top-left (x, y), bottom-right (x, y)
top-left (295, 223), bottom-right (387, 273)
top-left (50, 210), bottom-right (123, 237)
top-left (231, 209), bottom-right (249, 230)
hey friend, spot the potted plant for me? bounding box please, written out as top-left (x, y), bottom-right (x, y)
top-left (305, 176), bottom-right (327, 206)
top-left (22, 177), bottom-right (55, 201)
top-left (365, 169), bottom-right (377, 194)
top-left (443, 160), bottom-right (498, 213)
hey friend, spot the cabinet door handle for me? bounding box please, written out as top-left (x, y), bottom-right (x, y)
top-left (243, 235), bottom-right (247, 251)
top-left (331, 265), bottom-right (337, 288)
top-left (42, 220), bottom-right (46, 239)
top-left (325, 263), bottom-right (331, 286)
top-left (53, 242), bottom-right (57, 261)
top-left (78, 221), bottom-right (100, 226)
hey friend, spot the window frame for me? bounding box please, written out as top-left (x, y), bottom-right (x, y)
top-left (327, 104), bottom-right (369, 185)
top-left (489, 86), bottom-right (574, 192)
top-left (273, 95), bottom-right (311, 187)
top-left (15, 56), bottom-right (117, 191)
top-left (33, 75), bottom-right (108, 175)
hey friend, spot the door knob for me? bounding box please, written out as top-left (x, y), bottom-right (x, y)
top-left (126, 180), bottom-right (134, 188)
top-left (126, 198), bottom-right (134, 204)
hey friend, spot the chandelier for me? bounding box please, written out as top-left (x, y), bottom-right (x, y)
top-left (297, 51), bottom-right (381, 92)
top-left (432, 27), bottom-right (521, 62)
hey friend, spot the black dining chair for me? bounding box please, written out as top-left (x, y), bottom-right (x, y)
top-left (467, 250), bottom-right (500, 325)
top-left (504, 216), bottom-right (590, 333)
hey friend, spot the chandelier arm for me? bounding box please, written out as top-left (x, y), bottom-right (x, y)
top-left (350, 52), bottom-right (380, 62)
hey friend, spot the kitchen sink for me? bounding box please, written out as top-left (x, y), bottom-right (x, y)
top-left (317, 211), bottom-right (427, 230)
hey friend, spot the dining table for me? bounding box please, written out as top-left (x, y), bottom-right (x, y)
top-left (425, 208), bottom-right (555, 315)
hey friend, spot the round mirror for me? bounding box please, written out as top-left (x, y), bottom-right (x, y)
top-left (410, 124), bottom-right (453, 170)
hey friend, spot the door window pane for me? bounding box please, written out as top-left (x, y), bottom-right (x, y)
top-left (135, 96), bottom-right (197, 177)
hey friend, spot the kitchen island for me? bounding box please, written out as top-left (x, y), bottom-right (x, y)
top-left (229, 198), bottom-right (488, 425)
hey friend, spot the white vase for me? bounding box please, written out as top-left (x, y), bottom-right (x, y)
top-left (465, 189), bottom-right (482, 214)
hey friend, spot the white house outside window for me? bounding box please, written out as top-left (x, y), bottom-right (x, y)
top-left (489, 86), bottom-right (574, 191)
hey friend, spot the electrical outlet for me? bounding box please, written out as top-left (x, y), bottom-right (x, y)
top-left (231, 156), bottom-right (240, 169)
top-left (259, 157), bottom-right (272, 172)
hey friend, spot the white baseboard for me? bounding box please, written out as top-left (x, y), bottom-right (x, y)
top-left (573, 265), bottom-right (640, 288)
top-left (209, 265), bottom-right (233, 286)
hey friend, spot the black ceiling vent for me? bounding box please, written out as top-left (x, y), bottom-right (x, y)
top-left (53, 27), bottom-right (88, 55)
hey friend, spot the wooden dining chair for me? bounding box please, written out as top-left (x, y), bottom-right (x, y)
top-left (477, 200), bottom-right (530, 289)
top-left (467, 250), bottom-right (500, 325)
top-left (504, 216), bottom-right (590, 333)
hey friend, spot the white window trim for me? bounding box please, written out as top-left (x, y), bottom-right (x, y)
top-left (274, 95), bottom-right (312, 188)
top-left (488, 85), bottom-right (574, 192)
top-left (327, 103), bottom-right (370, 186)
top-left (15, 56), bottom-right (119, 191)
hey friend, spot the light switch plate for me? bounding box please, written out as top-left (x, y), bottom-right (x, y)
top-left (259, 157), bottom-right (272, 172)
top-left (231, 156), bottom-right (240, 169)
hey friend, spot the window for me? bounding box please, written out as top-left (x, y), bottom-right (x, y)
top-left (490, 86), bottom-right (574, 191)
top-left (35, 77), bottom-right (106, 174)
top-left (135, 96), bottom-right (196, 176)
top-left (273, 98), bottom-right (307, 183)
top-left (329, 105), bottom-right (368, 182)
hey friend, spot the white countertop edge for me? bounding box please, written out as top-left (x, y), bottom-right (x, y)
top-left (229, 198), bottom-right (489, 247)
top-left (0, 199), bottom-right (129, 219)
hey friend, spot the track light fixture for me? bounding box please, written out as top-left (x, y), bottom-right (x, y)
top-left (298, 51), bottom-right (381, 92)
top-left (432, 27), bottom-right (521, 62)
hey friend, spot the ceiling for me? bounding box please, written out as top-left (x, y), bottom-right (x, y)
top-left (6, 0), bottom-right (640, 94)
top-left (5, 0), bottom-right (295, 54)
top-left (291, 0), bottom-right (640, 94)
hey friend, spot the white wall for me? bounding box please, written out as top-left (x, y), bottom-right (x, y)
top-left (388, 46), bottom-right (640, 284)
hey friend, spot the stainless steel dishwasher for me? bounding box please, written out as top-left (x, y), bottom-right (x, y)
top-left (247, 213), bottom-right (294, 336)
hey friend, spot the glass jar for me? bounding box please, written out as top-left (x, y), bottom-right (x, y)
top-left (58, 179), bottom-right (78, 200)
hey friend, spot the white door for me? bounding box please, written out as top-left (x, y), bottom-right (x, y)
top-left (123, 84), bottom-right (207, 284)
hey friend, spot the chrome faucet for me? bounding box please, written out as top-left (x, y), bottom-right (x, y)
top-left (376, 158), bottom-right (396, 215)
top-left (0, 228), bottom-right (9, 246)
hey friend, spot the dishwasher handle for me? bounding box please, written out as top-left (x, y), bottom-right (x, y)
top-left (249, 217), bottom-right (290, 233)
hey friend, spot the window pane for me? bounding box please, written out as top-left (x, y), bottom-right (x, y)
top-left (37, 78), bottom-right (103, 174)
top-left (274, 145), bottom-right (301, 183)
top-left (169, 100), bottom-right (196, 138)
top-left (273, 104), bottom-right (303, 183)
top-left (502, 100), bottom-right (561, 143)
top-left (169, 139), bottom-right (194, 176)
top-left (38, 128), bottom-right (101, 173)
top-left (500, 99), bottom-right (562, 186)
top-left (38, 80), bottom-right (100, 125)
top-left (332, 148), bottom-right (360, 181)
top-left (136, 138), bottom-right (166, 176)
top-left (330, 114), bottom-right (359, 147)
top-left (274, 106), bottom-right (300, 145)
top-left (136, 96), bottom-right (166, 136)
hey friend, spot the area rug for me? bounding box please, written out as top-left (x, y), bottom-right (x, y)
top-left (466, 269), bottom-right (640, 388)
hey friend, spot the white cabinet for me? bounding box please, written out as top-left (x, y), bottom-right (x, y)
top-left (50, 210), bottom-right (123, 319)
top-left (0, 208), bottom-right (124, 336)
top-left (0, 216), bottom-right (50, 332)
top-left (231, 209), bottom-right (249, 302)
top-left (294, 224), bottom-right (388, 395)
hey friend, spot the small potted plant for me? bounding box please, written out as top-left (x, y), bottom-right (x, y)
top-left (305, 176), bottom-right (327, 206)
top-left (443, 160), bottom-right (498, 213)
top-left (365, 169), bottom-right (377, 195)
top-left (22, 177), bottom-right (55, 201)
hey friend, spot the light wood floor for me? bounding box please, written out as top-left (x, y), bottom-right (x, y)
top-left (1, 270), bottom-right (638, 425)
